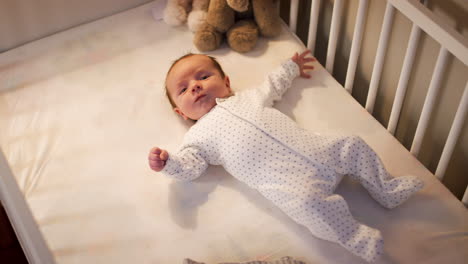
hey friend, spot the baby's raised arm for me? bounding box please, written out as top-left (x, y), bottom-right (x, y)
top-left (148, 147), bottom-right (169, 172)
top-left (255, 49), bottom-right (315, 106)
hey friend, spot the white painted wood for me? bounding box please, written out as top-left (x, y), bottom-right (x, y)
top-left (411, 48), bottom-right (450, 157)
top-left (435, 82), bottom-right (468, 180)
top-left (366, 3), bottom-right (395, 113)
top-left (307, 0), bottom-right (321, 55)
top-left (289, 0), bottom-right (299, 33)
top-left (388, 24), bottom-right (422, 135)
top-left (0, 150), bottom-right (56, 264)
top-left (345, 0), bottom-right (368, 93)
top-left (463, 186), bottom-right (468, 206)
top-left (387, 0), bottom-right (468, 66)
top-left (326, 0), bottom-right (344, 74)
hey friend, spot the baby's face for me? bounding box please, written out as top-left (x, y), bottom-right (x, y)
top-left (166, 55), bottom-right (231, 120)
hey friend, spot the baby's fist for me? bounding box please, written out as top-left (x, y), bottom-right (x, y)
top-left (148, 147), bottom-right (169, 172)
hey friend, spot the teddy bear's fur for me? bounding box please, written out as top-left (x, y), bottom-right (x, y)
top-left (194, 0), bottom-right (282, 53)
top-left (163, 0), bottom-right (210, 32)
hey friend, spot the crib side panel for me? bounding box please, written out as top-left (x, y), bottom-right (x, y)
top-left (286, 0), bottom-right (468, 203)
top-left (0, 0), bottom-right (153, 52)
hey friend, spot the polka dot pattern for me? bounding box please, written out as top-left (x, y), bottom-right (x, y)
top-left (161, 59), bottom-right (424, 263)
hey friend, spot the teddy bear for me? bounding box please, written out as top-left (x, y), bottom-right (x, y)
top-left (193, 0), bottom-right (282, 53)
top-left (163, 0), bottom-right (210, 32)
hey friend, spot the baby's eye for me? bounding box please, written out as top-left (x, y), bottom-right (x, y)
top-left (200, 75), bottom-right (209, 80)
top-left (179, 87), bottom-right (187, 94)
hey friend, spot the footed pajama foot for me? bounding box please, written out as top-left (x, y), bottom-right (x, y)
top-left (369, 175), bottom-right (424, 209)
top-left (341, 224), bottom-right (384, 263)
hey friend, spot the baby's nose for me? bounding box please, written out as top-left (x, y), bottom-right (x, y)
top-left (191, 82), bottom-right (202, 92)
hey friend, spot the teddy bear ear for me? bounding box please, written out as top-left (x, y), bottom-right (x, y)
top-left (226, 0), bottom-right (249, 12)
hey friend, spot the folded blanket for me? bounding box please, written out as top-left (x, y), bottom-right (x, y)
top-left (183, 256), bottom-right (307, 264)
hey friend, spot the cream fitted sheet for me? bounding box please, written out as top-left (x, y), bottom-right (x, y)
top-left (0, 2), bottom-right (467, 264)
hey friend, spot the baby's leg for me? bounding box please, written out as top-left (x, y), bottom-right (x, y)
top-left (287, 193), bottom-right (384, 262)
top-left (308, 135), bottom-right (424, 209)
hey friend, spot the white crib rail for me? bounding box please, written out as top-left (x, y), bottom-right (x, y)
top-left (0, 151), bottom-right (56, 264)
top-left (389, 0), bottom-right (468, 65)
top-left (288, 0), bottom-right (468, 204)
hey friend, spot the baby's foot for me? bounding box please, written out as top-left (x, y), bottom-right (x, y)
top-left (340, 225), bottom-right (384, 262)
top-left (341, 224), bottom-right (384, 263)
top-left (370, 175), bottom-right (424, 209)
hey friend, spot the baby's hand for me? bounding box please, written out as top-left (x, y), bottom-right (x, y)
top-left (292, 50), bottom-right (315, 78)
top-left (148, 147), bottom-right (169, 172)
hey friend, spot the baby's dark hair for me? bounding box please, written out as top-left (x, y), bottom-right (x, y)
top-left (165, 53), bottom-right (226, 108)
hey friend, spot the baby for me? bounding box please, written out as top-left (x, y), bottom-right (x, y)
top-left (148, 51), bottom-right (424, 262)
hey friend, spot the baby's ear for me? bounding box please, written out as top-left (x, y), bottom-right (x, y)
top-left (174, 107), bottom-right (189, 120)
top-left (224, 76), bottom-right (231, 89)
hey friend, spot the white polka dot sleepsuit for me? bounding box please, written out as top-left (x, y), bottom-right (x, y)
top-left (161, 59), bottom-right (424, 262)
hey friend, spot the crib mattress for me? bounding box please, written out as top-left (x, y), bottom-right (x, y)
top-left (1, 2), bottom-right (467, 264)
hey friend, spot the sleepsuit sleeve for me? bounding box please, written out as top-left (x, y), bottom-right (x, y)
top-left (258, 59), bottom-right (300, 107)
top-left (160, 145), bottom-right (209, 181)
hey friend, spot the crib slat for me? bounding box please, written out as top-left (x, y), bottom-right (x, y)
top-left (411, 47), bottom-right (450, 157)
top-left (325, 0), bottom-right (344, 74)
top-left (388, 24), bottom-right (422, 135)
top-left (307, 0), bottom-right (321, 55)
top-left (366, 3), bottom-right (395, 113)
top-left (435, 82), bottom-right (468, 180)
top-left (289, 0), bottom-right (299, 33)
top-left (345, 0), bottom-right (368, 93)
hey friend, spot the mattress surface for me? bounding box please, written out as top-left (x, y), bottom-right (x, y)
top-left (1, 2), bottom-right (467, 264)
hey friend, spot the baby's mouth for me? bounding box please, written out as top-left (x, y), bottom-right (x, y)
top-left (195, 94), bottom-right (206, 102)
